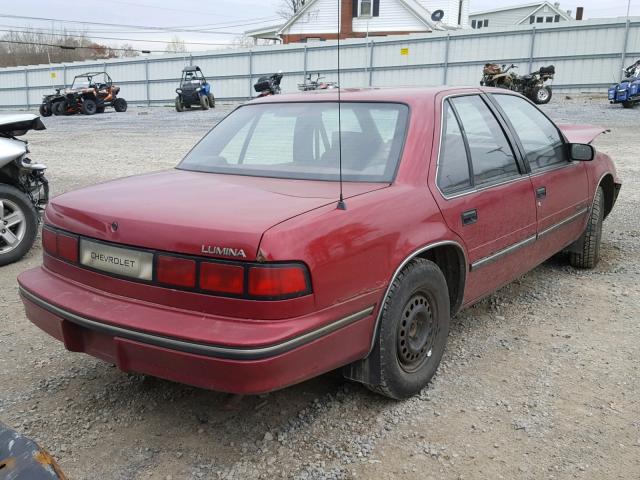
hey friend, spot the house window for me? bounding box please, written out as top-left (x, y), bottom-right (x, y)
top-left (546, 16), bottom-right (553, 22)
top-left (530, 16), bottom-right (535, 24)
top-left (472, 19), bottom-right (488, 29)
top-left (484, 19), bottom-right (489, 27)
top-left (360, 0), bottom-right (372, 17)
top-left (471, 19), bottom-right (476, 28)
top-left (554, 14), bottom-right (560, 22)
top-left (536, 17), bottom-right (543, 23)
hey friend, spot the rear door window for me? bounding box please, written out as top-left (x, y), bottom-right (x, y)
top-left (437, 103), bottom-right (472, 194)
top-left (450, 95), bottom-right (519, 187)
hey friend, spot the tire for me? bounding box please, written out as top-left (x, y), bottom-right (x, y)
top-left (80, 98), bottom-right (97, 115)
top-left (622, 101), bottom-right (634, 109)
top-left (569, 187), bottom-right (604, 269)
top-left (39, 103), bottom-right (51, 117)
top-left (52, 101), bottom-right (65, 116)
top-left (532, 86), bottom-right (552, 104)
top-left (367, 259), bottom-right (450, 399)
top-left (113, 98), bottom-right (128, 112)
top-left (175, 96), bottom-right (184, 112)
top-left (199, 95), bottom-right (210, 110)
top-left (208, 93), bottom-right (215, 108)
top-left (0, 184), bottom-right (38, 266)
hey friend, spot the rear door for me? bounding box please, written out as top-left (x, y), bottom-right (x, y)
top-left (430, 93), bottom-right (538, 304)
top-left (489, 93), bottom-right (590, 260)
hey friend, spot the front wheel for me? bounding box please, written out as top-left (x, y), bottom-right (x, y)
top-left (175, 96), bottom-right (184, 112)
top-left (52, 101), bottom-right (66, 116)
top-left (199, 94), bottom-right (210, 110)
top-left (367, 259), bottom-right (450, 399)
top-left (39, 103), bottom-right (51, 117)
top-left (208, 93), bottom-right (215, 108)
top-left (569, 187), bottom-right (604, 269)
top-left (532, 86), bottom-right (552, 104)
top-left (0, 184), bottom-right (38, 266)
top-left (81, 98), bottom-right (97, 115)
top-left (113, 98), bottom-right (128, 112)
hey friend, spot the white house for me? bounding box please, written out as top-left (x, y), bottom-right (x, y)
top-left (468, 2), bottom-right (575, 30)
top-left (271, 0), bottom-right (470, 44)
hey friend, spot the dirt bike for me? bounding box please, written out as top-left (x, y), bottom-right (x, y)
top-left (297, 73), bottom-right (339, 91)
top-left (0, 114), bottom-right (49, 266)
top-left (481, 63), bottom-right (555, 104)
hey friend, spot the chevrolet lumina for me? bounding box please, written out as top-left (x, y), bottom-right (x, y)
top-left (18, 88), bottom-right (620, 399)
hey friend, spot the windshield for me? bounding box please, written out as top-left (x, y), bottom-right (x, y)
top-left (71, 77), bottom-right (91, 89)
top-left (178, 102), bottom-right (409, 182)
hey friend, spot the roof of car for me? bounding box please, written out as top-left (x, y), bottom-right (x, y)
top-left (250, 86), bottom-right (509, 105)
top-left (183, 66), bottom-right (202, 72)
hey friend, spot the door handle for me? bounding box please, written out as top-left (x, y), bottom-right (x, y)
top-left (461, 209), bottom-right (478, 225)
top-left (536, 186), bottom-right (547, 199)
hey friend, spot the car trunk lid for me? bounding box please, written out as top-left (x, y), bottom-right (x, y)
top-left (45, 169), bottom-right (386, 261)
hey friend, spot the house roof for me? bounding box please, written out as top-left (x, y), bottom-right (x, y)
top-left (515, 2), bottom-right (572, 23)
top-left (244, 23), bottom-right (284, 39)
top-left (277, 0), bottom-right (447, 35)
top-left (470, 1), bottom-right (571, 20)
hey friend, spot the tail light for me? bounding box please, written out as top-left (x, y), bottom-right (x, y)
top-left (42, 227), bottom-right (78, 263)
top-left (42, 225), bottom-right (312, 300)
top-left (156, 255), bottom-right (196, 288)
top-left (200, 262), bottom-right (244, 295)
top-left (248, 265), bottom-right (309, 298)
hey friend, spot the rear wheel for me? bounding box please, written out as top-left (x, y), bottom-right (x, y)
top-left (175, 96), bottom-right (184, 112)
top-left (113, 98), bottom-right (128, 112)
top-left (532, 86), bottom-right (552, 104)
top-left (367, 259), bottom-right (450, 399)
top-left (199, 94), bottom-right (210, 110)
top-left (39, 103), bottom-right (51, 117)
top-left (569, 187), bottom-right (604, 269)
top-left (0, 185), bottom-right (38, 266)
top-left (622, 101), bottom-right (634, 109)
top-left (81, 98), bottom-right (97, 115)
top-left (208, 93), bottom-right (215, 108)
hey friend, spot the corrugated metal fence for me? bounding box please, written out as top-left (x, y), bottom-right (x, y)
top-left (0, 17), bottom-right (638, 108)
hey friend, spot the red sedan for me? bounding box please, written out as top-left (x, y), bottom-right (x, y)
top-left (18, 87), bottom-right (620, 399)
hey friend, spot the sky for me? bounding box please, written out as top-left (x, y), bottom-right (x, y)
top-left (0, 0), bottom-right (637, 53)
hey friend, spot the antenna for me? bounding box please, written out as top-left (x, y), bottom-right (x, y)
top-left (336, 0), bottom-right (346, 210)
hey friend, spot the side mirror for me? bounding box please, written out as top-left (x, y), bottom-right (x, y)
top-left (570, 143), bottom-right (595, 161)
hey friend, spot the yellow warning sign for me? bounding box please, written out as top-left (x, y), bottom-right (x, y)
top-left (400, 48), bottom-right (409, 56)
top-left (50, 72), bottom-right (57, 79)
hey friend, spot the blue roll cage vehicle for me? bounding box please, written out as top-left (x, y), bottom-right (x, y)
top-left (175, 66), bottom-right (215, 112)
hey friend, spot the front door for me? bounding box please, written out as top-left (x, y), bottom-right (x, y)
top-left (489, 93), bottom-right (590, 260)
top-left (430, 93), bottom-right (538, 304)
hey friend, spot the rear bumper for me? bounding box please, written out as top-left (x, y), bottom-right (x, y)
top-left (18, 267), bottom-right (378, 394)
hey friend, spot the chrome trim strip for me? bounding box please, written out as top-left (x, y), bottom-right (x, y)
top-left (537, 207), bottom-right (589, 238)
top-left (19, 287), bottom-right (374, 361)
top-left (470, 234), bottom-right (537, 271)
top-left (367, 240), bottom-right (468, 353)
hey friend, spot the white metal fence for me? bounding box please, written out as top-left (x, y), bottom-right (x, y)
top-left (0, 17), bottom-right (638, 108)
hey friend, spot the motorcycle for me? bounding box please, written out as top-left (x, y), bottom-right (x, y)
top-left (608, 58), bottom-right (640, 108)
top-left (481, 63), bottom-right (555, 104)
top-left (0, 114), bottom-right (49, 266)
top-left (298, 73), bottom-right (339, 91)
top-left (254, 71), bottom-right (283, 97)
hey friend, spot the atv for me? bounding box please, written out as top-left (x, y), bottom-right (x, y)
top-left (608, 59), bottom-right (640, 108)
top-left (47, 72), bottom-right (127, 116)
top-left (175, 66), bottom-right (215, 112)
top-left (38, 88), bottom-right (62, 117)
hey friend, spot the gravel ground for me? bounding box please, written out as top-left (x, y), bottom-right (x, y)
top-left (0, 97), bottom-right (638, 480)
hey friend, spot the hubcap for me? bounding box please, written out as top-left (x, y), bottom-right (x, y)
top-left (397, 293), bottom-right (437, 372)
top-left (537, 88), bottom-right (549, 101)
top-left (0, 199), bottom-right (26, 254)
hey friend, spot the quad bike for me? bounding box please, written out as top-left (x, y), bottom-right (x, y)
top-left (175, 66), bottom-right (215, 112)
top-left (481, 63), bottom-right (555, 104)
top-left (0, 114), bottom-right (49, 266)
top-left (298, 73), bottom-right (338, 91)
top-left (38, 88), bottom-right (61, 117)
top-left (608, 59), bottom-right (640, 108)
top-left (46, 72), bottom-right (127, 116)
top-left (254, 71), bottom-right (283, 97)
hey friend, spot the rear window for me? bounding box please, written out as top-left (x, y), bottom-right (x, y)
top-left (178, 102), bottom-right (409, 182)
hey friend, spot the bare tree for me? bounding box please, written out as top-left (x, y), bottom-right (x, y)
top-left (230, 35), bottom-right (256, 48)
top-left (277, 0), bottom-right (307, 19)
top-left (118, 43), bottom-right (140, 58)
top-left (165, 36), bottom-right (187, 53)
